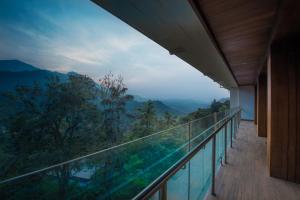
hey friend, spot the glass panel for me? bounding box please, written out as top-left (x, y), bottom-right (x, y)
top-left (190, 114), bottom-right (215, 149)
top-left (227, 123), bottom-right (231, 147)
top-left (167, 163), bottom-right (189, 200)
top-left (190, 140), bottom-right (212, 200)
top-left (215, 128), bottom-right (225, 170)
top-left (149, 191), bottom-right (159, 200)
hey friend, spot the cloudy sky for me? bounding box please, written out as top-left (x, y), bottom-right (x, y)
top-left (0, 0), bottom-right (228, 102)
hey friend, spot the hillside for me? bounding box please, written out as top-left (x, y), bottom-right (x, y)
top-left (0, 60), bottom-right (68, 92)
top-left (162, 99), bottom-right (209, 114)
top-left (0, 60), bottom-right (39, 72)
top-left (126, 100), bottom-right (183, 117)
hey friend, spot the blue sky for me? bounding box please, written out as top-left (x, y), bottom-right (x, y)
top-left (0, 0), bottom-right (228, 102)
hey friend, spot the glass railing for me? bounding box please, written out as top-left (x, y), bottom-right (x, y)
top-left (0, 108), bottom-right (241, 200)
top-left (136, 108), bottom-right (241, 200)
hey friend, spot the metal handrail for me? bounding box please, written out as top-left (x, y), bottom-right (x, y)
top-left (133, 109), bottom-right (241, 200)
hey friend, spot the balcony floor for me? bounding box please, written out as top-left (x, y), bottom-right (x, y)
top-left (206, 121), bottom-right (300, 200)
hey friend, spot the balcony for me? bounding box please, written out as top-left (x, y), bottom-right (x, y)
top-left (92, 0), bottom-right (300, 190)
top-left (1, 0), bottom-right (300, 199)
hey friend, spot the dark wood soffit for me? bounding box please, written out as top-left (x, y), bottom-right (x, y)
top-left (273, 0), bottom-right (300, 41)
top-left (188, 0), bottom-right (239, 87)
top-left (193, 0), bottom-right (279, 86)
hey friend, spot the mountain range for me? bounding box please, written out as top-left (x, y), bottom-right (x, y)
top-left (0, 60), bottom-right (212, 116)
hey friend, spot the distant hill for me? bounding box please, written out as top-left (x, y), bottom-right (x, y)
top-left (0, 60), bottom-right (68, 92)
top-left (219, 97), bottom-right (230, 103)
top-left (132, 95), bottom-right (149, 102)
top-left (0, 60), bottom-right (39, 72)
top-left (161, 99), bottom-right (209, 115)
top-left (126, 100), bottom-right (183, 117)
top-left (0, 60), bottom-right (180, 117)
top-left (130, 97), bottom-right (210, 116)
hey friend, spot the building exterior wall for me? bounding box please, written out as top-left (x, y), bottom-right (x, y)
top-left (230, 88), bottom-right (239, 109)
top-left (230, 86), bottom-right (255, 121)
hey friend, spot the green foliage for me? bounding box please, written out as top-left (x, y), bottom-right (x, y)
top-left (99, 73), bottom-right (133, 143)
top-left (181, 99), bottom-right (230, 122)
top-left (132, 100), bottom-right (158, 137)
top-left (0, 74), bottom-right (104, 198)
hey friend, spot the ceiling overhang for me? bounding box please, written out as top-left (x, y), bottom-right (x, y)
top-left (92, 0), bottom-right (238, 89)
top-left (192, 0), bottom-right (279, 86)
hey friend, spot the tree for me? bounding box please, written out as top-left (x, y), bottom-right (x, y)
top-left (99, 73), bottom-right (133, 144)
top-left (161, 111), bottom-right (177, 129)
top-left (180, 99), bottom-right (230, 122)
top-left (133, 100), bottom-right (158, 137)
top-left (1, 74), bottom-right (103, 198)
top-left (210, 99), bottom-right (223, 113)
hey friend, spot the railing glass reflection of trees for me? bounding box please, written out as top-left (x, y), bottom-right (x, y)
top-left (138, 108), bottom-right (241, 200)
top-left (0, 108), bottom-right (241, 200)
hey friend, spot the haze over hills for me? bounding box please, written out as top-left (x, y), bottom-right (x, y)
top-left (132, 95), bottom-right (210, 115)
top-left (0, 60), bottom-right (226, 116)
top-left (126, 100), bottom-right (184, 116)
top-left (161, 99), bottom-right (209, 114)
top-left (0, 60), bottom-right (190, 116)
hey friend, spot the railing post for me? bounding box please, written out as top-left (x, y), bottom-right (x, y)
top-left (234, 115), bottom-right (237, 139)
top-left (239, 110), bottom-right (241, 126)
top-left (230, 119), bottom-right (233, 148)
top-left (238, 111), bottom-right (240, 128)
top-left (224, 123), bottom-right (227, 164)
top-left (211, 135), bottom-right (216, 196)
top-left (213, 112), bottom-right (217, 129)
top-left (236, 114), bottom-right (238, 135)
top-left (188, 122), bottom-right (191, 151)
top-left (236, 114), bottom-right (238, 136)
top-left (159, 183), bottom-right (167, 200)
top-left (188, 122), bottom-right (191, 200)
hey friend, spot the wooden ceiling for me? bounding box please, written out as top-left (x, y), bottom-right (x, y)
top-left (193, 0), bottom-right (279, 85)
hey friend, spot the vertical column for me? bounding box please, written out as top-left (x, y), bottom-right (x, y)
top-left (188, 122), bottom-right (191, 150)
top-left (234, 116), bottom-right (237, 139)
top-left (268, 38), bottom-right (300, 183)
top-left (257, 72), bottom-right (267, 137)
top-left (211, 135), bottom-right (216, 196)
top-left (230, 119), bottom-right (233, 148)
top-left (188, 122), bottom-right (191, 200)
top-left (254, 85), bottom-right (257, 125)
top-left (224, 123), bottom-right (228, 164)
top-left (159, 184), bottom-right (167, 200)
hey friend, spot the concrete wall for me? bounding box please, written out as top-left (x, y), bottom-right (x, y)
top-left (230, 86), bottom-right (255, 120)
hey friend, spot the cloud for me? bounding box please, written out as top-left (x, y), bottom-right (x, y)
top-left (54, 46), bottom-right (110, 65)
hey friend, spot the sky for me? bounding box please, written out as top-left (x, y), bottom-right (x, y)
top-left (0, 0), bottom-right (229, 102)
